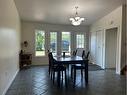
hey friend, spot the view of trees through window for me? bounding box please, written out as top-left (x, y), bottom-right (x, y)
top-left (62, 32), bottom-right (71, 55)
top-left (35, 30), bottom-right (45, 56)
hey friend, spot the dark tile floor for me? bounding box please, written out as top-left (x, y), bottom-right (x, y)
top-left (6, 66), bottom-right (126, 95)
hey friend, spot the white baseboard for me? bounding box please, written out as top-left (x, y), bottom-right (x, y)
top-left (2, 70), bottom-right (19, 95)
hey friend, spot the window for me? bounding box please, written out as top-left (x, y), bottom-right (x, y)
top-left (61, 32), bottom-right (71, 55)
top-left (50, 32), bottom-right (57, 56)
top-left (76, 34), bottom-right (84, 48)
top-left (35, 30), bottom-right (45, 56)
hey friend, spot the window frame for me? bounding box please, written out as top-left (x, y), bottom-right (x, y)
top-left (76, 33), bottom-right (85, 49)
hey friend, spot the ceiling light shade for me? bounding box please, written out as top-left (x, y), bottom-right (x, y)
top-left (70, 6), bottom-right (85, 26)
top-left (70, 17), bottom-right (84, 26)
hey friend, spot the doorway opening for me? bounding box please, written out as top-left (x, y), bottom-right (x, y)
top-left (105, 28), bottom-right (118, 69)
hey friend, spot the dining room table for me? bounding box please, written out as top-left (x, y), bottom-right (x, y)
top-left (53, 55), bottom-right (89, 87)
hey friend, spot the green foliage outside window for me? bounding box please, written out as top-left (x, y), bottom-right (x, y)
top-left (36, 31), bottom-right (45, 51)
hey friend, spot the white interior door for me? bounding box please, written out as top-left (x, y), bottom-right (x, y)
top-left (105, 28), bottom-right (117, 68)
top-left (96, 30), bottom-right (103, 67)
top-left (90, 32), bottom-right (96, 64)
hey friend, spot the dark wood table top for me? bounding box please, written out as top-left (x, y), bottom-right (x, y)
top-left (53, 56), bottom-right (88, 64)
top-left (54, 56), bottom-right (83, 61)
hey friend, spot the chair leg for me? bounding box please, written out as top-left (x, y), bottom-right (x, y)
top-left (53, 71), bottom-right (55, 84)
top-left (73, 69), bottom-right (76, 87)
top-left (65, 70), bottom-right (67, 88)
top-left (71, 66), bottom-right (73, 78)
top-left (51, 70), bottom-right (52, 80)
top-left (67, 64), bottom-right (69, 75)
top-left (84, 69), bottom-right (85, 79)
top-left (61, 71), bottom-right (63, 84)
top-left (49, 65), bottom-right (50, 75)
top-left (62, 71), bottom-right (63, 79)
top-left (81, 69), bottom-right (83, 78)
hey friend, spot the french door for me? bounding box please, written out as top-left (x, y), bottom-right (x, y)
top-left (49, 32), bottom-right (71, 56)
top-left (96, 30), bottom-right (104, 68)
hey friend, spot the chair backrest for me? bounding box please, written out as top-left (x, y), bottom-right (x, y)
top-left (76, 48), bottom-right (85, 57)
top-left (48, 52), bottom-right (54, 67)
top-left (85, 51), bottom-right (90, 59)
top-left (72, 49), bottom-right (77, 56)
top-left (82, 50), bottom-right (85, 58)
top-left (48, 52), bottom-right (51, 66)
top-left (47, 49), bottom-right (50, 53)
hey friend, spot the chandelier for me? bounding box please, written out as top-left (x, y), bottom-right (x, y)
top-left (70, 6), bottom-right (84, 26)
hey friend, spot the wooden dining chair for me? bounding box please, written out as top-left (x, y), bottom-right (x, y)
top-left (47, 50), bottom-right (52, 75)
top-left (71, 50), bottom-right (90, 87)
top-left (48, 52), bottom-right (67, 87)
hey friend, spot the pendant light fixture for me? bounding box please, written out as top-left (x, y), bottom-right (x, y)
top-left (70, 6), bottom-right (85, 26)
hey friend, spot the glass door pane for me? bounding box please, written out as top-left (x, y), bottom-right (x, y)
top-left (76, 34), bottom-right (84, 48)
top-left (50, 32), bottom-right (57, 56)
top-left (61, 32), bottom-right (71, 56)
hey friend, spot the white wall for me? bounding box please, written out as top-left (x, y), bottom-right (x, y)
top-left (0, 0), bottom-right (21, 95)
top-left (90, 6), bottom-right (123, 74)
top-left (121, 3), bottom-right (127, 70)
top-left (21, 21), bottom-right (89, 65)
top-left (90, 6), bottom-right (122, 31)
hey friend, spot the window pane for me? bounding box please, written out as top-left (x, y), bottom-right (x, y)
top-left (76, 34), bottom-right (84, 48)
top-left (62, 32), bottom-right (71, 55)
top-left (50, 32), bottom-right (57, 56)
top-left (35, 30), bottom-right (45, 56)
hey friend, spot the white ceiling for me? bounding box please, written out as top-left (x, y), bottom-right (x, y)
top-left (14, 0), bottom-right (124, 25)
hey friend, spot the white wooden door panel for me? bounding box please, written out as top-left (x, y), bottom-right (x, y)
top-left (90, 32), bottom-right (96, 64)
top-left (96, 30), bottom-right (103, 67)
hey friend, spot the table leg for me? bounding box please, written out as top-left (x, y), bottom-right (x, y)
top-left (85, 60), bottom-right (88, 85)
top-left (57, 71), bottom-right (60, 87)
